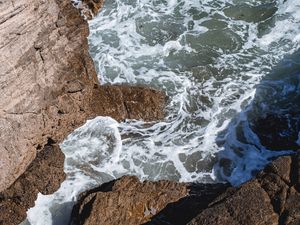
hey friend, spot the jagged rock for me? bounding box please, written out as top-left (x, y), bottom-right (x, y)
top-left (91, 85), bottom-right (166, 121)
top-left (0, 0), bottom-right (98, 193)
top-left (0, 144), bottom-right (65, 225)
top-left (70, 154), bottom-right (300, 225)
top-left (70, 176), bottom-right (188, 225)
top-left (188, 180), bottom-right (279, 225)
top-left (188, 154), bottom-right (300, 225)
top-left (251, 114), bottom-right (300, 151)
top-left (69, 176), bottom-right (228, 225)
top-left (72, 0), bottom-right (105, 19)
top-left (0, 0), bottom-right (165, 224)
top-left (0, 0), bottom-right (165, 193)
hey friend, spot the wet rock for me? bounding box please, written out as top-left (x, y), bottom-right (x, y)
top-left (70, 154), bottom-right (300, 225)
top-left (73, 0), bottom-right (105, 19)
top-left (0, 0), bottom-right (165, 193)
top-left (91, 85), bottom-right (166, 122)
top-left (251, 114), bottom-right (300, 151)
top-left (188, 180), bottom-right (279, 225)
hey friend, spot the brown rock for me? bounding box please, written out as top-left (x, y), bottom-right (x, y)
top-left (188, 180), bottom-right (279, 225)
top-left (0, 0), bottom-right (165, 193)
top-left (0, 144), bottom-right (65, 225)
top-left (90, 85), bottom-right (166, 121)
top-left (82, 0), bottom-right (105, 18)
top-left (0, 0), bottom-right (98, 193)
top-left (68, 151), bottom-right (300, 225)
top-left (0, 0), bottom-right (166, 224)
top-left (188, 154), bottom-right (300, 225)
top-left (72, 0), bottom-right (105, 19)
top-left (282, 187), bottom-right (300, 225)
top-left (70, 176), bottom-right (229, 225)
top-left (70, 176), bottom-right (189, 225)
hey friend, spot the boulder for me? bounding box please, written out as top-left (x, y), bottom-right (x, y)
top-left (70, 176), bottom-right (228, 225)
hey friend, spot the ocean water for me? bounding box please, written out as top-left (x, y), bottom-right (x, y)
top-left (23, 0), bottom-right (300, 224)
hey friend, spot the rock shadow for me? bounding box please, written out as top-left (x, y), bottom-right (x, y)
top-left (142, 183), bottom-right (229, 225)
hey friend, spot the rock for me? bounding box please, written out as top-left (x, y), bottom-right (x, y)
top-left (143, 182), bottom-right (230, 225)
top-left (0, 0), bottom-right (166, 224)
top-left (72, 0), bottom-right (105, 19)
top-left (90, 85), bottom-right (166, 121)
top-left (69, 176), bottom-right (228, 225)
top-left (70, 176), bottom-right (188, 225)
top-left (188, 180), bottom-right (279, 225)
top-left (188, 154), bottom-right (300, 225)
top-left (0, 0), bottom-right (98, 193)
top-left (70, 154), bottom-right (300, 225)
top-left (0, 0), bottom-right (165, 192)
top-left (0, 144), bottom-right (66, 225)
top-left (251, 114), bottom-right (300, 151)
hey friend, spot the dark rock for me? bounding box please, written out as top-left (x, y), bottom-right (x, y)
top-left (70, 176), bottom-right (229, 225)
top-left (188, 180), bottom-right (279, 225)
top-left (70, 154), bottom-right (300, 225)
top-left (251, 114), bottom-right (300, 151)
top-left (188, 154), bottom-right (300, 225)
top-left (0, 144), bottom-right (65, 225)
top-left (90, 85), bottom-right (166, 122)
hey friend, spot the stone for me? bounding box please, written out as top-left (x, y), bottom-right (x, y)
top-left (0, 1), bottom-right (166, 224)
top-left (251, 114), bottom-right (300, 151)
top-left (0, 144), bottom-right (66, 225)
top-left (69, 154), bottom-right (300, 225)
top-left (70, 176), bottom-right (228, 225)
top-left (188, 154), bottom-right (300, 225)
top-left (0, 0), bottom-right (165, 193)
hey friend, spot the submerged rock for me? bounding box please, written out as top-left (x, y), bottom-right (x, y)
top-left (251, 114), bottom-right (300, 151)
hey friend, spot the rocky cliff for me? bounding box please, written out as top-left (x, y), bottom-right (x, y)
top-left (0, 1), bottom-right (166, 224)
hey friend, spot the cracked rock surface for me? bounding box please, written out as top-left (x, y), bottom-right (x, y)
top-left (69, 154), bottom-right (300, 225)
top-left (188, 154), bottom-right (300, 225)
top-left (0, 0), bottom-right (165, 224)
top-left (70, 176), bottom-right (189, 225)
top-left (0, 0), bottom-right (165, 192)
top-left (69, 177), bottom-right (229, 225)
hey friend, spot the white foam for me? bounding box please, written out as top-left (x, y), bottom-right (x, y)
top-left (26, 117), bottom-right (122, 225)
top-left (258, 0), bottom-right (300, 51)
top-left (86, 0), bottom-right (300, 186)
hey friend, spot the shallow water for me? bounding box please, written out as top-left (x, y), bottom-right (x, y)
top-left (24, 0), bottom-right (300, 224)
